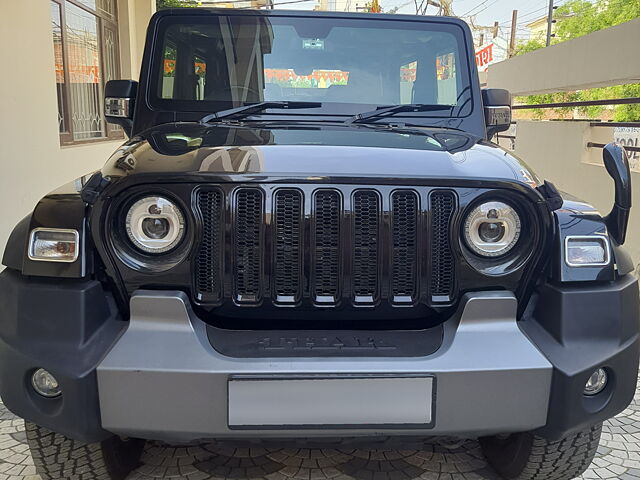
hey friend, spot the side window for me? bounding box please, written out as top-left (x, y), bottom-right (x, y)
top-left (194, 55), bottom-right (206, 101)
top-left (400, 61), bottom-right (417, 104)
top-left (160, 44), bottom-right (207, 101)
top-left (161, 43), bottom-right (177, 99)
top-left (436, 52), bottom-right (457, 105)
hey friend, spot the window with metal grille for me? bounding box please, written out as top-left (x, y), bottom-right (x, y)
top-left (50, 0), bottom-right (123, 145)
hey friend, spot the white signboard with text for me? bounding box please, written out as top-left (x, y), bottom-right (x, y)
top-left (583, 127), bottom-right (640, 173)
top-left (475, 37), bottom-right (508, 72)
top-left (615, 127), bottom-right (640, 173)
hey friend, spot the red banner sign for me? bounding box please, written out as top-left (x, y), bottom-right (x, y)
top-left (475, 43), bottom-right (494, 69)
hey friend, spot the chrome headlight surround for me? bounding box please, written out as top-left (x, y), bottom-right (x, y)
top-left (108, 191), bottom-right (192, 274)
top-left (463, 201), bottom-right (522, 258)
top-left (125, 196), bottom-right (186, 254)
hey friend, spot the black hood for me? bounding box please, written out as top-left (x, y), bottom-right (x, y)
top-left (102, 122), bottom-right (540, 186)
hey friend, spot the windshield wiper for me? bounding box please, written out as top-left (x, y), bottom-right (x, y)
top-left (344, 103), bottom-right (454, 124)
top-left (200, 101), bottom-right (322, 124)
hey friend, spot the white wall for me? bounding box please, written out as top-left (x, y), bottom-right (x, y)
top-left (487, 18), bottom-right (640, 95)
top-left (0, 0), bottom-right (154, 260)
top-left (487, 22), bottom-right (640, 270)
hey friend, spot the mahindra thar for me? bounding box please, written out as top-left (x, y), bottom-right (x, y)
top-left (0, 8), bottom-right (638, 480)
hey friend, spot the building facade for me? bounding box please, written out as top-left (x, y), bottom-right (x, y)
top-left (525, 16), bottom-right (549, 41)
top-left (0, 0), bottom-right (156, 257)
top-left (315, 0), bottom-right (370, 13)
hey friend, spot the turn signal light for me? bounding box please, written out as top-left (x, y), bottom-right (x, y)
top-left (565, 235), bottom-right (610, 267)
top-left (28, 228), bottom-right (79, 263)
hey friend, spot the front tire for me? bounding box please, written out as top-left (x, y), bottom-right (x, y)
top-left (25, 421), bottom-right (144, 480)
top-left (479, 423), bottom-right (602, 480)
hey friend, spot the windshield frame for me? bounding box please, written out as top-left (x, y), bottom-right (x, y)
top-left (145, 10), bottom-right (477, 124)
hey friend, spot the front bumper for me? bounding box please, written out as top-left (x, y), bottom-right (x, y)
top-left (0, 268), bottom-right (637, 443)
top-left (97, 290), bottom-right (551, 442)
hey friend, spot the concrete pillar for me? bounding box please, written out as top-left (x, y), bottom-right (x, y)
top-left (118, 0), bottom-right (156, 80)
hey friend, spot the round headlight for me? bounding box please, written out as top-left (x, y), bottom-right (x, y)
top-left (464, 201), bottom-right (521, 257)
top-left (125, 196), bottom-right (185, 254)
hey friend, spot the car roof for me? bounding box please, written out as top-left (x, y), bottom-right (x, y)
top-left (152, 7), bottom-right (471, 29)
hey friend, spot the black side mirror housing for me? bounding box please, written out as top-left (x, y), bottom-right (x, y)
top-left (603, 143), bottom-right (632, 245)
top-left (482, 88), bottom-right (512, 140)
top-left (104, 80), bottom-right (138, 137)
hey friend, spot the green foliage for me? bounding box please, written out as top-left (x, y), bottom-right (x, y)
top-left (513, 0), bottom-right (640, 121)
top-left (609, 84), bottom-right (640, 122)
top-left (513, 38), bottom-right (545, 56)
top-left (157, 0), bottom-right (199, 9)
top-left (555, 0), bottom-right (640, 40)
top-left (519, 92), bottom-right (577, 120)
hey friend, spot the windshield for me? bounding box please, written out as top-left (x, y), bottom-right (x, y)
top-left (151, 13), bottom-right (473, 119)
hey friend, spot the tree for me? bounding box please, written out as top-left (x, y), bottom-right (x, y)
top-left (157, 0), bottom-right (199, 9)
top-left (513, 37), bottom-right (545, 56)
top-left (513, 0), bottom-right (640, 121)
top-left (555, 0), bottom-right (640, 40)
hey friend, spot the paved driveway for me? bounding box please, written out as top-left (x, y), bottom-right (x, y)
top-left (0, 378), bottom-right (639, 480)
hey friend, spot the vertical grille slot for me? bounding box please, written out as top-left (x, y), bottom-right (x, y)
top-left (352, 190), bottom-right (380, 303)
top-left (234, 188), bottom-right (264, 303)
top-left (430, 191), bottom-right (456, 302)
top-left (313, 190), bottom-right (341, 304)
top-left (195, 189), bottom-right (223, 302)
top-left (391, 190), bottom-right (418, 303)
top-left (273, 189), bottom-right (303, 304)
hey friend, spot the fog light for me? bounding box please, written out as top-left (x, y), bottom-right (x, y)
top-left (584, 368), bottom-right (608, 396)
top-left (31, 369), bottom-right (62, 398)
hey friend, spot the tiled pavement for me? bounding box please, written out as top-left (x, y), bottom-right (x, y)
top-left (0, 377), bottom-right (639, 480)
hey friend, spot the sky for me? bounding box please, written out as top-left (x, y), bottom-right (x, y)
top-left (282, 0), bottom-right (575, 42)
top-left (414, 0), bottom-right (557, 40)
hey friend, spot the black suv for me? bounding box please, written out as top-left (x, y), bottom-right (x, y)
top-left (0, 9), bottom-right (637, 480)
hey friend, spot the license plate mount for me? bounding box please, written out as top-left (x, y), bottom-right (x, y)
top-left (228, 374), bottom-right (435, 429)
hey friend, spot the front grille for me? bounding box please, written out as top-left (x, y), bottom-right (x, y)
top-left (195, 186), bottom-right (458, 308)
top-left (273, 189), bottom-right (303, 303)
top-left (352, 190), bottom-right (380, 303)
top-left (195, 189), bottom-right (223, 302)
top-left (430, 191), bottom-right (456, 301)
top-left (233, 189), bottom-right (264, 303)
top-left (312, 190), bottom-right (341, 303)
top-left (391, 190), bottom-right (419, 303)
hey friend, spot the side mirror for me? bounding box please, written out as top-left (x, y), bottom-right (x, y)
top-left (603, 143), bottom-right (632, 245)
top-left (104, 80), bottom-right (138, 137)
top-left (482, 88), bottom-right (512, 140)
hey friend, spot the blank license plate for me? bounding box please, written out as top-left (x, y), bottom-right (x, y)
top-left (228, 376), bottom-right (433, 428)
